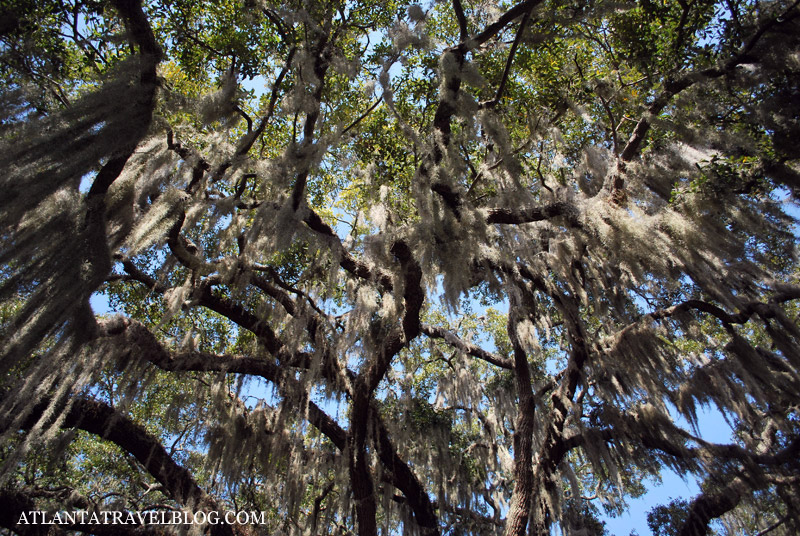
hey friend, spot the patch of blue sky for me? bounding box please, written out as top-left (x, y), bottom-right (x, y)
top-left (603, 469), bottom-right (699, 535)
top-left (600, 403), bottom-right (734, 534)
top-left (772, 186), bottom-right (800, 236)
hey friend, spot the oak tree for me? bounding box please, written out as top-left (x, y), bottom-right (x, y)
top-left (2, 0), bottom-right (800, 534)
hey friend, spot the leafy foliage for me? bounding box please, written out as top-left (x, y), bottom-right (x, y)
top-left (2, 0), bottom-right (800, 535)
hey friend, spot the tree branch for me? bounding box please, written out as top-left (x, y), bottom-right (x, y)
top-left (503, 294), bottom-right (537, 536)
top-left (459, 0), bottom-right (546, 51)
top-left (618, 2), bottom-right (800, 164)
top-left (348, 239), bottom-right (424, 536)
top-left (3, 394), bottom-right (231, 536)
top-left (302, 208), bottom-right (394, 291)
top-left (97, 316), bottom-right (441, 534)
top-left (678, 477), bottom-right (748, 536)
top-left (452, 0), bottom-right (469, 42)
top-left (485, 200), bottom-right (576, 225)
top-left (374, 411), bottom-right (440, 535)
top-left (484, 5), bottom-right (534, 108)
top-left (421, 324), bottom-right (513, 369)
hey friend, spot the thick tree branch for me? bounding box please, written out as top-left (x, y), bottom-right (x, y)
top-left (432, 0), bottom-right (546, 163)
top-left (452, 0), bottom-right (468, 41)
top-left (348, 239), bottom-right (424, 536)
top-left (421, 324), bottom-right (513, 369)
top-left (290, 36), bottom-right (331, 212)
top-left (88, 0), bottom-right (161, 194)
top-left (99, 316), bottom-right (348, 449)
top-left (457, 0), bottom-right (545, 51)
top-left (374, 412), bottom-right (440, 535)
top-left (2, 394), bottom-right (231, 536)
top-left (97, 316), bottom-right (441, 535)
top-left (503, 295), bottom-right (537, 536)
top-left (302, 208), bottom-right (394, 291)
top-left (118, 255), bottom-right (306, 365)
top-left (485, 200), bottom-right (576, 225)
top-left (678, 477), bottom-right (748, 536)
top-left (609, 2), bottom-right (800, 201)
top-left (484, 5), bottom-right (534, 108)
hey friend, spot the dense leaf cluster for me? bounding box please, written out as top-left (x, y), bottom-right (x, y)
top-left (2, 0), bottom-right (800, 535)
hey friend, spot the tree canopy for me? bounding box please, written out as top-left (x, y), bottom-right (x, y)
top-left (2, 0), bottom-right (800, 534)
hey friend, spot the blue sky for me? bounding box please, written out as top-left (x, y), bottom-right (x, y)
top-left (602, 406), bottom-right (734, 535)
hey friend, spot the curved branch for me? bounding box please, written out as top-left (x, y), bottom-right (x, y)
top-left (303, 208), bottom-right (394, 291)
top-left (565, 412), bottom-right (800, 472)
top-left (2, 394), bottom-right (231, 536)
top-left (97, 316), bottom-right (440, 533)
top-left (677, 477), bottom-right (748, 536)
top-left (606, 293), bottom-right (800, 351)
top-left (609, 2), bottom-right (800, 201)
top-left (619, 2), bottom-right (800, 164)
top-left (421, 324), bottom-right (513, 369)
top-left (458, 0), bottom-right (546, 51)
